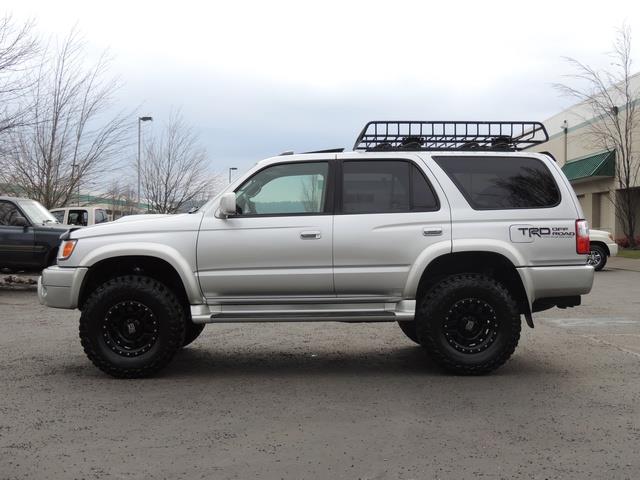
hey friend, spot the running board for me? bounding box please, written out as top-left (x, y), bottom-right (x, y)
top-left (190, 301), bottom-right (415, 324)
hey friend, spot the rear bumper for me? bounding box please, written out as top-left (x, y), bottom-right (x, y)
top-left (518, 264), bottom-right (594, 307)
top-left (38, 266), bottom-right (88, 309)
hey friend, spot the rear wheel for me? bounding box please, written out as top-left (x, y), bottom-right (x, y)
top-left (79, 275), bottom-right (186, 378)
top-left (416, 274), bottom-right (521, 375)
top-left (588, 244), bottom-right (607, 271)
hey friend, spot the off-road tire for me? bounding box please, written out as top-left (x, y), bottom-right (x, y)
top-left (397, 321), bottom-right (421, 344)
top-left (183, 321), bottom-right (205, 347)
top-left (588, 244), bottom-right (607, 271)
top-left (415, 274), bottom-right (521, 375)
top-left (79, 275), bottom-right (186, 378)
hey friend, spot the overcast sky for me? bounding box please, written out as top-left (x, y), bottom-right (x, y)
top-left (4, 0), bottom-right (640, 177)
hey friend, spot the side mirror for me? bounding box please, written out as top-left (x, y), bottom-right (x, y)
top-left (218, 192), bottom-right (237, 218)
top-left (12, 215), bottom-right (29, 227)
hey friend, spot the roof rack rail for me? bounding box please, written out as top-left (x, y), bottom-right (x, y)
top-left (301, 148), bottom-right (345, 154)
top-left (353, 121), bottom-right (548, 152)
top-left (278, 148), bottom-right (345, 156)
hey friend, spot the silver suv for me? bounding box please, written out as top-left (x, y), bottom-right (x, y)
top-left (38, 121), bottom-right (594, 377)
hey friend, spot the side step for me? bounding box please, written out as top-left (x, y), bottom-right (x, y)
top-left (190, 301), bottom-right (415, 324)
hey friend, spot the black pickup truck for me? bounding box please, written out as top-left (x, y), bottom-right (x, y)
top-left (0, 197), bottom-right (68, 272)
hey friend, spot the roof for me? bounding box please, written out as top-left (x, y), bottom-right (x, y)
top-left (0, 196), bottom-right (37, 202)
top-left (561, 150), bottom-right (615, 183)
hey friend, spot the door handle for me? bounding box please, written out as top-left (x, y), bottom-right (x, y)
top-left (300, 231), bottom-right (321, 240)
top-left (423, 227), bottom-right (443, 237)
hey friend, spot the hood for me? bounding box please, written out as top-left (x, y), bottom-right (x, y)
top-left (113, 214), bottom-right (173, 223)
top-left (70, 212), bottom-right (202, 239)
top-left (36, 222), bottom-right (70, 232)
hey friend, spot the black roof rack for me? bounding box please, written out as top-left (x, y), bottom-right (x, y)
top-left (353, 121), bottom-right (548, 152)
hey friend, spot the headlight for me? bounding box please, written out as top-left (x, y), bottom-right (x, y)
top-left (58, 240), bottom-right (77, 260)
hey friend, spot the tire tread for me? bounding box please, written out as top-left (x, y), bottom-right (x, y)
top-left (79, 275), bottom-right (185, 378)
top-left (416, 273), bottom-right (521, 375)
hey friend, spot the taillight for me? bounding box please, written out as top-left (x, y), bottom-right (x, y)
top-left (576, 219), bottom-right (590, 254)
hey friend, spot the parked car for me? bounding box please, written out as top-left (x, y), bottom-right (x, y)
top-left (0, 197), bottom-right (68, 271)
top-left (588, 229), bottom-right (618, 271)
top-left (38, 120), bottom-right (594, 378)
top-left (50, 206), bottom-right (110, 227)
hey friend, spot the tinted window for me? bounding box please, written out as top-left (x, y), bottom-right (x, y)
top-left (433, 156), bottom-right (560, 209)
top-left (235, 162), bottom-right (329, 215)
top-left (411, 164), bottom-right (439, 210)
top-left (0, 201), bottom-right (21, 226)
top-left (342, 160), bottom-right (439, 214)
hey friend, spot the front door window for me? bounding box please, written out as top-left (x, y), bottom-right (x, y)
top-left (235, 162), bottom-right (329, 216)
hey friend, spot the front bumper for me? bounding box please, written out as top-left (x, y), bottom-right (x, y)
top-left (607, 242), bottom-right (619, 257)
top-left (38, 266), bottom-right (88, 309)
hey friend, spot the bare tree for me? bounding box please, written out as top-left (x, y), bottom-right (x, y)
top-left (0, 28), bottom-right (130, 208)
top-left (140, 112), bottom-right (210, 214)
top-left (0, 14), bottom-right (39, 143)
top-left (555, 25), bottom-right (640, 247)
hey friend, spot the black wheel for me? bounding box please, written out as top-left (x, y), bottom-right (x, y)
top-left (415, 274), bottom-right (521, 375)
top-left (587, 244), bottom-right (607, 271)
top-left (79, 275), bottom-right (186, 378)
top-left (183, 321), bottom-right (205, 347)
top-left (397, 321), bottom-right (421, 344)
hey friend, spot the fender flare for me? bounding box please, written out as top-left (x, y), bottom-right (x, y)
top-left (403, 239), bottom-right (534, 323)
top-left (79, 242), bottom-right (203, 304)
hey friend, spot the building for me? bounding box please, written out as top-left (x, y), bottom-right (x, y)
top-left (533, 72), bottom-right (640, 242)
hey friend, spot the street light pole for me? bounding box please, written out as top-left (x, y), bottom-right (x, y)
top-left (228, 167), bottom-right (238, 184)
top-left (137, 116), bottom-right (153, 209)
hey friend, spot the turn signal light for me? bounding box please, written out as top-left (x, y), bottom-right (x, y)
top-left (58, 240), bottom-right (77, 260)
top-left (575, 219), bottom-right (590, 255)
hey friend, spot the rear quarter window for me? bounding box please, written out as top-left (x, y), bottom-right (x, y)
top-left (433, 156), bottom-right (560, 210)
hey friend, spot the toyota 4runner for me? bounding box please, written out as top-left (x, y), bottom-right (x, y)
top-left (38, 121), bottom-right (594, 378)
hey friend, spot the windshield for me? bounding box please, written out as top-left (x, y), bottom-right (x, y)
top-left (16, 200), bottom-right (59, 225)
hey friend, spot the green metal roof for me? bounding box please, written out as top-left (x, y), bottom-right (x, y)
top-left (562, 150), bottom-right (615, 182)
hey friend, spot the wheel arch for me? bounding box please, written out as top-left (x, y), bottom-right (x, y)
top-left (408, 251), bottom-right (532, 326)
top-left (78, 254), bottom-right (201, 310)
top-left (590, 241), bottom-right (610, 256)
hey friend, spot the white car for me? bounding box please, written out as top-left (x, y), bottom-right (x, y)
top-left (588, 229), bottom-right (618, 271)
top-left (50, 207), bottom-right (110, 227)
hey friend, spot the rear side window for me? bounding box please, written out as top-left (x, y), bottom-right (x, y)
top-left (95, 209), bottom-right (108, 224)
top-left (342, 160), bottom-right (439, 214)
top-left (433, 156), bottom-right (560, 209)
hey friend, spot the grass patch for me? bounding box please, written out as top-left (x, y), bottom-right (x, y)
top-left (618, 249), bottom-right (640, 259)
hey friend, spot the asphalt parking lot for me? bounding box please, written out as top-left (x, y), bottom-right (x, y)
top-left (1, 261), bottom-right (639, 479)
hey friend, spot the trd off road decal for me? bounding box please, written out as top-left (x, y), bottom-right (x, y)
top-left (509, 225), bottom-right (575, 243)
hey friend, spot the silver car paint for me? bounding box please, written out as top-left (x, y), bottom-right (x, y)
top-left (42, 150), bottom-right (594, 319)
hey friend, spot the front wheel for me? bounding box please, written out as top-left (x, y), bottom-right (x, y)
top-left (416, 274), bottom-right (521, 375)
top-left (79, 275), bottom-right (186, 378)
